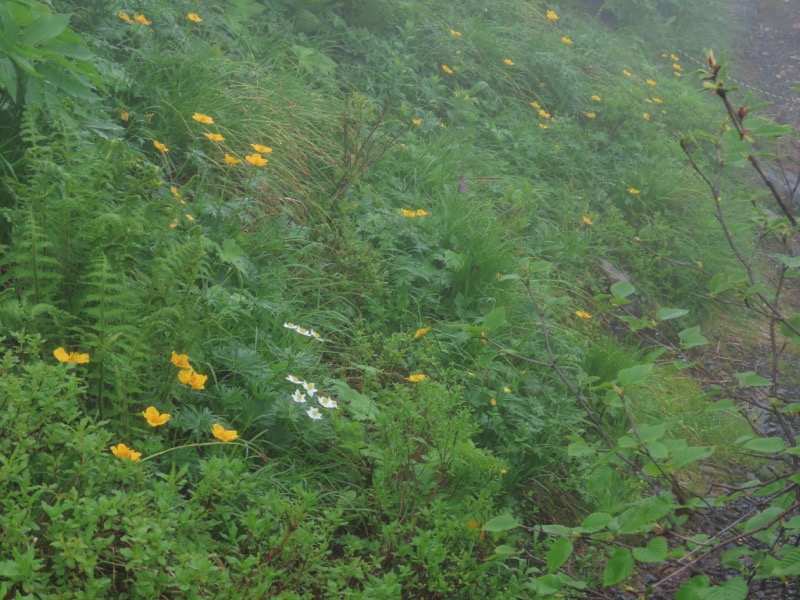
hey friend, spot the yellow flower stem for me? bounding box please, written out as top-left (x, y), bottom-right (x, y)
top-left (140, 441), bottom-right (248, 462)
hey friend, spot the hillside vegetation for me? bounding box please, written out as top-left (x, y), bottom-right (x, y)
top-left (2, 0), bottom-right (799, 597)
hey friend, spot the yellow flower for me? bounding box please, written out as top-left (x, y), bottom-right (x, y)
top-left (153, 140), bottom-right (169, 153)
top-left (245, 153), bottom-right (268, 166)
top-left (622, 69), bottom-right (632, 76)
top-left (110, 443), bottom-right (141, 461)
top-left (503, 386), bottom-right (511, 393)
top-left (212, 423), bottom-right (238, 442)
top-left (133, 14), bottom-right (152, 26)
top-left (192, 113), bottom-right (214, 124)
top-left (546, 9), bottom-right (559, 21)
top-left (503, 58), bottom-right (514, 66)
top-left (414, 209), bottom-right (429, 217)
top-left (412, 118), bottom-right (422, 126)
top-left (673, 71), bottom-right (682, 77)
top-left (170, 186), bottom-right (181, 199)
top-left (185, 214), bottom-right (195, 222)
top-left (204, 133), bottom-right (225, 142)
top-left (586, 112), bottom-right (596, 119)
top-left (643, 112), bottom-right (650, 121)
top-left (539, 123), bottom-right (549, 130)
top-left (468, 371), bottom-right (475, 377)
top-left (561, 36), bottom-right (574, 45)
top-left (118, 12), bottom-right (133, 24)
top-left (401, 209), bottom-right (417, 217)
top-left (171, 351), bottom-right (191, 369)
top-left (406, 373), bottom-right (427, 382)
top-left (672, 63), bottom-right (682, 71)
top-left (413, 327), bottom-right (430, 340)
top-left (582, 215), bottom-right (593, 225)
top-left (187, 12), bottom-right (202, 23)
top-left (501, 468), bottom-right (508, 475)
top-left (450, 29), bottom-right (462, 37)
top-left (644, 98), bottom-right (653, 104)
top-left (250, 144), bottom-right (273, 154)
top-left (530, 101), bottom-right (541, 109)
top-left (628, 188), bottom-right (641, 195)
top-left (670, 53), bottom-right (680, 62)
top-left (646, 79), bottom-right (656, 86)
top-left (120, 107), bottom-right (129, 121)
top-left (653, 97), bottom-right (663, 104)
top-left (142, 406), bottom-right (171, 427)
top-left (538, 109), bottom-right (550, 119)
top-left (53, 347), bottom-right (90, 364)
top-left (591, 95), bottom-right (602, 102)
top-left (490, 398), bottom-right (497, 406)
top-left (178, 368), bottom-right (208, 390)
top-left (575, 310), bottom-right (592, 319)
top-left (441, 64), bottom-right (454, 74)
top-left (224, 153), bottom-right (241, 165)
top-left (169, 220), bottom-right (179, 229)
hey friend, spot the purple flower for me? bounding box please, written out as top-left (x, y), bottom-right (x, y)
top-left (458, 175), bottom-right (467, 192)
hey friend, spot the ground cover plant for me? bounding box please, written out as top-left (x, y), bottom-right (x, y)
top-left (2, 0), bottom-right (800, 597)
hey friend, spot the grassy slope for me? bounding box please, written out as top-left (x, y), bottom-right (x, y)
top-left (0, 0), bottom-right (762, 596)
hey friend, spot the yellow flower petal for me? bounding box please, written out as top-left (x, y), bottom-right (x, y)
top-left (204, 133), bottom-right (225, 142)
top-left (192, 113), bottom-right (214, 124)
top-left (187, 13), bottom-right (202, 23)
top-left (142, 406), bottom-right (171, 427)
top-left (406, 373), bottom-right (427, 382)
top-left (413, 327), bottom-right (430, 340)
top-left (250, 144), bottom-right (273, 154)
top-left (245, 153), bottom-right (268, 166)
top-left (133, 14), bottom-right (152, 26)
top-left (546, 9), bottom-right (559, 22)
top-left (224, 153), bottom-right (242, 164)
top-left (53, 347), bottom-right (90, 364)
top-left (212, 423), bottom-right (238, 442)
top-left (575, 310), bottom-right (592, 319)
top-left (153, 140), bottom-right (169, 153)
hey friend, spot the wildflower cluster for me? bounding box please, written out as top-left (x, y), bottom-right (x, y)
top-left (171, 351), bottom-right (208, 390)
top-left (401, 208), bottom-right (429, 218)
top-left (531, 101), bottom-right (555, 129)
top-left (285, 374), bottom-right (339, 420)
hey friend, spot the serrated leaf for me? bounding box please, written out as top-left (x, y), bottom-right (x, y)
top-left (773, 547), bottom-right (800, 577)
top-left (617, 363), bottom-right (652, 387)
top-left (676, 575), bottom-right (710, 600)
top-left (581, 512), bottom-right (612, 532)
top-left (482, 513), bottom-right (519, 532)
top-left (679, 326), bottom-right (708, 349)
top-left (482, 306), bottom-right (506, 330)
top-left (743, 437), bottom-right (786, 453)
top-left (656, 307), bottom-right (689, 320)
top-left (633, 536), bottom-right (667, 563)
top-left (603, 548), bottom-right (633, 587)
top-left (546, 536), bottom-right (573, 572)
top-left (703, 576), bottom-right (748, 600)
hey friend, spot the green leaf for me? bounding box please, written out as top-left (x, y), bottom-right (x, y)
top-left (482, 513), bottom-right (519, 532)
top-left (679, 326), bottom-right (708, 349)
top-left (617, 363), bottom-right (652, 387)
top-left (567, 438), bottom-right (594, 457)
top-left (467, 81), bottom-right (489, 96)
top-left (603, 548), bottom-right (633, 587)
top-left (633, 537), bottom-right (667, 563)
top-left (773, 547), bottom-right (800, 577)
top-left (610, 280), bottom-right (635, 298)
top-left (656, 307), bottom-right (689, 320)
top-left (676, 575), bottom-right (710, 600)
top-left (19, 13), bottom-right (71, 46)
top-left (581, 512), bottom-right (612, 532)
top-left (703, 577), bottom-right (748, 600)
top-left (217, 239), bottom-right (251, 275)
top-left (482, 306), bottom-right (506, 330)
top-left (742, 437), bottom-right (786, 453)
top-left (0, 57), bottom-right (17, 100)
top-left (747, 117), bottom-right (794, 139)
top-left (636, 423), bottom-right (666, 443)
top-left (546, 537), bottom-right (573, 572)
top-left (327, 380), bottom-right (379, 422)
top-left (671, 445), bottom-right (714, 468)
top-left (734, 371), bottom-right (772, 387)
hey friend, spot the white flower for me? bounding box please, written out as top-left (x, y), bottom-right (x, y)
top-left (291, 390), bottom-right (307, 403)
top-left (297, 326), bottom-right (311, 336)
top-left (302, 381), bottom-right (317, 397)
top-left (310, 329), bottom-right (323, 340)
top-left (306, 407), bottom-right (323, 420)
top-left (318, 396), bottom-right (338, 409)
top-left (283, 322), bottom-right (299, 330)
top-left (286, 374), bottom-right (302, 384)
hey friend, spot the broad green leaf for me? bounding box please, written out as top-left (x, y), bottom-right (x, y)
top-left (489, 544), bottom-right (518, 559)
top-left (671, 445), bottom-right (714, 468)
top-left (703, 576), bottom-right (748, 600)
top-left (603, 548), bottom-right (633, 587)
top-left (777, 254), bottom-right (800, 268)
top-left (679, 326), bottom-right (708, 349)
top-left (721, 546), bottom-right (750, 569)
top-left (645, 441), bottom-right (669, 460)
top-left (546, 537), bottom-right (573, 572)
top-left (482, 306), bottom-right (506, 330)
top-left (742, 437), bottom-right (785, 453)
top-left (734, 371), bottom-right (772, 387)
top-left (327, 380), bottom-right (379, 422)
top-left (636, 423), bottom-right (666, 443)
top-left (617, 495), bottom-right (673, 534)
top-left (675, 575), bottom-right (710, 600)
top-left (20, 14), bottom-right (71, 46)
top-left (0, 57), bottom-right (17, 100)
top-left (779, 313), bottom-right (800, 339)
top-left (567, 438), bottom-right (594, 457)
top-left (632, 537), bottom-right (668, 563)
top-left (467, 81), bottom-right (489, 96)
top-left (581, 512), bottom-right (612, 532)
top-left (773, 547), bottom-right (800, 577)
top-left (617, 363), bottom-right (652, 387)
top-left (482, 513), bottom-right (519, 532)
top-left (747, 117), bottom-right (794, 139)
top-left (656, 307), bottom-right (689, 320)
top-left (531, 574), bottom-right (562, 595)
top-left (610, 280), bottom-right (635, 298)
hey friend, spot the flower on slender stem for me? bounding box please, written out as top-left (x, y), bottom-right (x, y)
top-left (628, 188), bottom-right (641, 195)
top-left (54, 347), bottom-right (90, 364)
top-left (211, 423), bottom-right (238, 442)
top-left (413, 327), bottom-right (430, 340)
top-left (178, 368), bottom-right (208, 390)
top-left (133, 14), bottom-right (152, 25)
top-left (204, 133), bottom-right (225, 142)
top-left (441, 64), bottom-right (454, 74)
top-left (643, 112), bottom-right (650, 121)
top-left (582, 216), bottom-right (593, 225)
top-left (187, 13), bottom-right (202, 23)
top-left (591, 95), bottom-right (602, 102)
top-left (185, 214), bottom-right (195, 222)
top-left (306, 407), bottom-right (323, 420)
top-left (622, 69), bottom-right (632, 76)
top-left (302, 381), bottom-right (318, 397)
top-left (153, 140), bottom-right (169, 153)
top-left (503, 58), bottom-right (514, 66)
top-left (539, 124), bottom-right (549, 130)
top-left (561, 36), bottom-right (574, 45)
top-left (490, 398), bottom-right (497, 406)
top-left (586, 112), bottom-right (596, 119)
top-left (459, 175), bottom-right (467, 192)
top-left (530, 101), bottom-right (541, 109)
top-left (250, 144), bottom-right (273, 154)
top-left (412, 118), bottom-right (422, 126)
top-left (646, 79), bottom-right (656, 87)
top-left (406, 373), bottom-right (426, 382)
top-left (318, 396), bottom-right (338, 409)
top-left (142, 406), bottom-right (171, 427)
top-left (119, 12), bottom-right (133, 24)
top-left (171, 351), bottom-right (191, 369)
top-left (192, 113), bottom-right (214, 124)
top-left (414, 209), bottom-right (429, 217)
top-left (538, 109), bottom-right (550, 119)
top-left (575, 310), bottom-right (592, 319)
top-left (120, 107), bottom-right (130, 121)
top-left (224, 153), bottom-right (241, 164)
top-left (450, 29), bottom-right (461, 36)
top-left (110, 443), bottom-right (141, 461)
top-left (292, 389), bottom-right (307, 403)
top-left (286, 374), bottom-right (302, 384)
top-left (546, 9), bottom-right (559, 21)
top-left (245, 153), bottom-right (268, 166)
